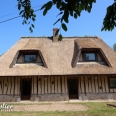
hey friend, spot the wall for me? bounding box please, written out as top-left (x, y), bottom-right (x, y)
top-left (0, 75), bottom-right (116, 102)
top-left (0, 77), bottom-right (20, 102)
top-left (78, 75), bottom-right (116, 100)
top-left (31, 76), bottom-right (69, 101)
top-left (0, 76), bottom-right (69, 102)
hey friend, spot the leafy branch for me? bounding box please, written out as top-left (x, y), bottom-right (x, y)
top-left (17, 0), bottom-right (116, 40)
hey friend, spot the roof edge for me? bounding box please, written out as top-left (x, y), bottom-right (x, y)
top-left (21, 36), bottom-right (100, 39)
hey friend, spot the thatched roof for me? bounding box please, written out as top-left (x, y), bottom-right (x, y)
top-left (0, 36), bottom-right (116, 76)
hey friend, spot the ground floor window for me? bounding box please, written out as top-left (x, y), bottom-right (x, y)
top-left (109, 77), bottom-right (116, 88)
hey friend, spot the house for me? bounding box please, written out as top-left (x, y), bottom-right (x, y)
top-left (0, 28), bottom-right (116, 102)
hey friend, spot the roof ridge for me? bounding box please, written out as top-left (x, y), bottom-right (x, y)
top-left (21, 36), bottom-right (100, 39)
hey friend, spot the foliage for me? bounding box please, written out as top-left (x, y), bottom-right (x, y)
top-left (102, 1), bottom-right (116, 31)
top-left (113, 43), bottom-right (116, 52)
top-left (17, 0), bottom-right (36, 32)
top-left (17, 0), bottom-right (116, 40)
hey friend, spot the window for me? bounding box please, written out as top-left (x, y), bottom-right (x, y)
top-left (16, 50), bottom-right (43, 64)
top-left (24, 54), bottom-right (36, 63)
top-left (82, 52), bottom-right (97, 61)
top-left (109, 78), bottom-right (116, 88)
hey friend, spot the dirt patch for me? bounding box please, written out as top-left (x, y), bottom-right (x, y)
top-left (13, 103), bottom-right (88, 111)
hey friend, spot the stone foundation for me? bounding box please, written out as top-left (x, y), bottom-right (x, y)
top-left (31, 93), bottom-right (69, 101)
top-left (79, 93), bottom-right (116, 101)
top-left (1, 93), bottom-right (116, 102)
top-left (0, 95), bottom-right (20, 102)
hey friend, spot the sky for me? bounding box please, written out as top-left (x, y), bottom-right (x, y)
top-left (0, 0), bottom-right (116, 55)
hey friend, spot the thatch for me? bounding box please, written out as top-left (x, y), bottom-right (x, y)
top-left (0, 36), bottom-right (116, 76)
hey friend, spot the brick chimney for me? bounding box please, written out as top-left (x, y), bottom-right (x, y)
top-left (53, 28), bottom-right (58, 42)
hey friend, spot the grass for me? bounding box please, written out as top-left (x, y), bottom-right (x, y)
top-left (0, 102), bottom-right (116, 116)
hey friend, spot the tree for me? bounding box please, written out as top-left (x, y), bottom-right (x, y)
top-left (113, 44), bottom-right (116, 52)
top-left (17, 0), bottom-right (116, 40)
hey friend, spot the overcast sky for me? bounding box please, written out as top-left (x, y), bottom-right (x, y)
top-left (0, 0), bottom-right (116, 54)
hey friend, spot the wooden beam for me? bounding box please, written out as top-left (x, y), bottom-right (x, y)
top-left (47, 76), bottom-right (51, 93)
top-left (101, 76), bottom-right (105, 93)
top-left (38, 77), bottom-right (42, 95)
top-left (41, 76), bottom-right (44, 94)
top-left (104, 75), bottom-right (109, 93)
top-left (14, 77), bottom-right (18, 95)
top-left (95, 76), bottom-right (98, 93)
top-left (0, 77), bottom-right (3, 94)
top-left (44, 77), bottom-right (47, 94)
top-left (62, 76), bottom-right (65, 93)
top-left (81, 76), bottom-right (84, 93)
top-left (91, 76), bottom-right (95, 93)
top-left (88, 76), bottom-right (92, 93)
top-left (33, 76), bottom-right (37, 95)
top-left (85, 76), bottom-right (88, 93)
top-left (57, 76), bottom-right (61, 93)
top-left (55, 76), bottom-right (58, 93)
top-left (11, 77), bottom-right (14, 95)
top-left (65, 76), bottom-right (68, 93)
top-left (51, 76), bottom-right (54, 93)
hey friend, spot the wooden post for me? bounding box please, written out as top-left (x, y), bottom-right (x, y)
top-left (55, 76), bottom-right (58, 93)
top-left (51, 76), bottom-right (54, 93)
top-left (91, 76), bottom-right (95, 93)
top-left (57, 76), bottom-right (61, 93)
top-left (0, 77), bottom-right (2, 94)
top-left (38, 77), bottom-right (42, 95)
top-left (44, 77), bottom-right (47, 94)
top-left (33, 76), bottom-right (37, 95)
top-left (47, 76), bottom-right (51, 93)
top-left (41, 76), bottom-right (44, 94)
top-left (65, 76), bottom-right (68, 93)
top-left (62, 76), bottom-right (65, 93)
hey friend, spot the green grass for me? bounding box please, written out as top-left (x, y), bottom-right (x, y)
top-left (0, 102), bottom-right (116, 116)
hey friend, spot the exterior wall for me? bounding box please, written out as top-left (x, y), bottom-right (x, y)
top-left (31, 76), bottom-right (68, 101)
top-left (0, 75), bottom-right (116, 102)
top-left (0, 76), bottom-right (68, 102)
top-left (0, 77), bottom-right (20, 102)
top-left (78, 75), bottom-right (116, 101)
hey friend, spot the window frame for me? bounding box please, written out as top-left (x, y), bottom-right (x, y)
top-left (82, 51), bottom-right (98, 62)
top-left (18, 50), bottom-right (43, 64)
top-left (24, 53), bottom-right (37, 63)
top-left (108, 77), bottom-right (116, 88)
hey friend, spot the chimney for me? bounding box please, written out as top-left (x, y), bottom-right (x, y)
top-left (53, 28), bottom-right (58, 42)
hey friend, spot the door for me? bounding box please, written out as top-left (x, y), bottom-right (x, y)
top-left (68, 78), bottom-right (78, 99)
top-left (21, 78), bottom-right (32, 100)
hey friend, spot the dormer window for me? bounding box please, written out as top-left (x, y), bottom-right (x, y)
top-left (14, 50), bottom-right (47, 67)
top-left (24, 54), bottom-right (36, 63)
top-left (17, 51), bottom-right (42, 64)
top-left (82, 52), bottom-right (97, 61)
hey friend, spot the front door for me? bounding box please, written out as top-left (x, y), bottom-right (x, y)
top-left (68, 78), bottom-right (78, 99)
top-left (21, 78), bottom-right (32, 100)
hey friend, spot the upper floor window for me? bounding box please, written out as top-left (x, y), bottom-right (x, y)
top-left (24, 54), bottom-right (36, 63)
top-left (16, 50), bottom-right (44, 65)
top-left (82, 52), bottom-right (97, 61)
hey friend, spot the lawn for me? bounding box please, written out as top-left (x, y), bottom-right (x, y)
top-left (0, 102), bottom-right (116, 116)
